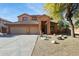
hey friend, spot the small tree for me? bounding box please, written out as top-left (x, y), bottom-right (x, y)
top-left (44, 3), bottom-right (79, 37)
top-left (58, 20), bottom-right (69, 34)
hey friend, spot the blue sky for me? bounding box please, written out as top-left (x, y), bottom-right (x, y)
top-left (0, 3), bottom-right (45, 22)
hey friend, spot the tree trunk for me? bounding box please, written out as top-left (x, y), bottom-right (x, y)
top-left (69, 19), bottom-right (75, 37)
top-left (66, 4), bottom-right (75, 37)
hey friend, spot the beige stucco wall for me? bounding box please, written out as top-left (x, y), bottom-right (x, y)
top-left (37, 15), bottom-right (50, 34)
top-left (18, 14), bottom-right (32, 22)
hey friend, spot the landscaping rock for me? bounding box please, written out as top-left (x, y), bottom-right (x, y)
top-left (57, 37), bottom-right (63, 40)
top-left (44, 38), bottom-right (49, 40)
top-left (57, 35), bottom-right (66, 40)
top-left (44, 36), bottom-right (49, 40)
top-left (63, 35), bottom-right (67, 39)
top-left (40, 37), bottom-right (46, 40)
top-left (51, 40), bottom-right (59, 44)
top-left (51, 40), bottom-right (56, 43)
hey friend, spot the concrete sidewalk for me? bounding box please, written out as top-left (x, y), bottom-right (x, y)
top-left (0, 35), bottom-right (38, 56)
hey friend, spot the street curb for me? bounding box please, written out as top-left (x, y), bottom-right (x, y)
top-left (31, 35), bottom-right (39, 56)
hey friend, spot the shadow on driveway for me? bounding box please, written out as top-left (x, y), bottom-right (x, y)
top-left (0, 34), bottom-right (39, 38)
top-left (0, 34), bottom-right (20, 38)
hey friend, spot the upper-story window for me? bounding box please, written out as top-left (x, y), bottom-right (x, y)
top-left (23, 17), bottom-right (29, 21)
top-left (32, 17), bottom-right (37, 21)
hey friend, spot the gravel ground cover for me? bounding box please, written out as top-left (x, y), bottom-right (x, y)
top-left (32, 35), bottom-right (79, 56)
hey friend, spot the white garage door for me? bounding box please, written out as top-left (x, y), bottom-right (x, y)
top-left (10, 27), bottom-right (26, 34)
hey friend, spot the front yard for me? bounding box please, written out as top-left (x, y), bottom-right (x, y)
top-left (32, 35), bottom-right (79, 56)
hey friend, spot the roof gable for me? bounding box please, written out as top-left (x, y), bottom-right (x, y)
top-left (18, 13), bottom-right (30, 17)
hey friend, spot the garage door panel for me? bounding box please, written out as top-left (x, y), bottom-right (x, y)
top-left (10, 27), bottom-right (26, 34)
top-left (10, 25), bottom-right (39, 34)
top-left (30, 26), bottom-right (39, 34)
top-left (26, 27), bottom-right (29, 34)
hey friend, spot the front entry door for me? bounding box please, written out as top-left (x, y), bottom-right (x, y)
top-left (41, 21), bottom-right (47, 34)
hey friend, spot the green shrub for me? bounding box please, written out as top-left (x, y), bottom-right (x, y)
top-left (75, 20), bottom-right (79, 28)
top-left (58, 20), bottom-right (69, 31)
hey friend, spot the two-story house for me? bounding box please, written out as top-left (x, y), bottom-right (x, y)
top-left (5, 13), bottom-right (51, 34)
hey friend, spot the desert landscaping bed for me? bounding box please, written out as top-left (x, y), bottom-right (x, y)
top-left (32, 35), bottom-right (79, 56)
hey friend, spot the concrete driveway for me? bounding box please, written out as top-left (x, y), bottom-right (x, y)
top-left (0, 35), bottom-right (38, 56)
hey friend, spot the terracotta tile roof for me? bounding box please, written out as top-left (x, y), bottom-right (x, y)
top-left (6, 20), bottom-right (39, 25)
top-left (31, 14), bottom-right (50, 18)
top-left (18, 13), bottom-right (30, 17)
top-left (18, 13), bottom-right (50, 18)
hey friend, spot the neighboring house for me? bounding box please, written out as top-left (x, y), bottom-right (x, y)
top-left (4, 13), bottom-right (51, 35)
top-left (0, 18), bottom-right (12, 33)
top-left (0, 18), bottom-right (12, 24)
